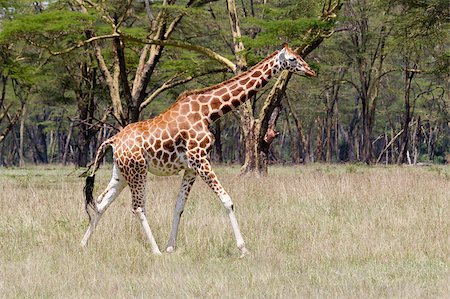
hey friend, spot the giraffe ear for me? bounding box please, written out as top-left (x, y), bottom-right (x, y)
top-left (280, 43), bottom-right (289, 51)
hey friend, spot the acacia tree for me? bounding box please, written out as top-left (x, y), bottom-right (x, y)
top-left (0, 53), bottom-right (23, 145)
top-left (2, 0), bottom-right (228, 165)
top-left (60, 53), bottom-right (108, 166)
top-left (225, 0), bottom-right (343, 175)
top-left (390, 0), bottom-right (450, 164)
top-left (0, 42), bottom-right (30, 165)
top-left (1, 0), bottom-right (447, 166)
top-left (69, 0), bottom-right (229, 127)
top-left (339, 0), bottom-right (393, 163)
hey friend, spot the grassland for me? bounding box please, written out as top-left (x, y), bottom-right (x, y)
top-left (0, 164), bottom-right (448, 298)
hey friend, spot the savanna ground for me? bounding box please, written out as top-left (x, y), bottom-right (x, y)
top-left (0, 164), bottom-right (448, 298)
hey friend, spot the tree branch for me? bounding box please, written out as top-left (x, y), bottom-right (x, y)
top-left (139, 68), bottom-right (228, 111)
top-left (123, 35), bottom-right (237, 72)
top-left (27, 32), bottom-right (237, 74)
top-left (28, 33), bottom-right (121, 56)
top-left (140, 74), bottom-right (194, 112)
top-left (144, 0), bottom-right (155, 22)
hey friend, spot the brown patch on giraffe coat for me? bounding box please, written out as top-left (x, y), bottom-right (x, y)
top-left (142, 131), bottom-right (150, 140)
top-left (213, 88), bottom-right (227, 96)
top-left (231, 99), bottom-right (241, 107)
top-left (179, 102), bottom-right (190, 115)
top-left (222, 93), bottom-right (231, 101)
top-left (252, 70), bottom-right (262, 77)
top-left (239, 77), bottom-right (250, 85)
top-left (153, 128), bottom-right (162, 139)
top-left (169, 152), bottom-right (177, 161)
top-left (188, 129), bottom-right (197, 138)
top-left (160, 130), bottom-right (169, 140)
top-left (190, 101), bottom-right (200, 112)
top-left (247, 79), bottom-right (257, 88)
top-left (210, 112), bottom-right (220, 121)
top-left (197, 95), bottom-right (209, 104)
top-left (248, 90), bottom-right (257, 98)
top-left (178, 121), bottom-right (190, 131)
top-left (131, 145), bottom-right (140, 154)
top-left (201, 104), bottom-right (210, 116)
top-left (169, 110), bottom-right (179, 119)
top-left (163, 139), bottom-right (175, 152)
top-left (210, 97), bottom-right (221, 109)
top-left (222, 105), bottom-right (232, 114)
top-left (231, 86), bottom-right (244, 97)
top-left (188, 112), bottom-right (201, 123)
top-left (199, 137), bottom-right (210, 149)
top-left (188, 139), bottom-right (197, 149)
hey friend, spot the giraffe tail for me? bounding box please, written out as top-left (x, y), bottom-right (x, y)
top-left (83, 137), bottom-right (115, 221)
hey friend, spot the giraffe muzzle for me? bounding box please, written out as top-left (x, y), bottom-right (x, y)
top-left (304, 68), bottom-right (316, 77)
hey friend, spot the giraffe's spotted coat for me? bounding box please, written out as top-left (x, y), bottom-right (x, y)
top-left (82, 44), bottom-right (315, 255)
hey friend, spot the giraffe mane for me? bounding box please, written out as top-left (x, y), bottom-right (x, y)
top-left (176, 50), bottom-right (280, 100)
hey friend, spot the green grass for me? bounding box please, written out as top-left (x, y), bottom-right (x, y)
top-left (0, 164), bottom-right (448, 297)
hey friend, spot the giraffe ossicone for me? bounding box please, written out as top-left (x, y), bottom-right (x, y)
top-left (81, 44), bottom-right (315, 257)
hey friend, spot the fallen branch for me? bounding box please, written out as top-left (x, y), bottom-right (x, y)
top-left (376, 129), bottom-right (404, 163)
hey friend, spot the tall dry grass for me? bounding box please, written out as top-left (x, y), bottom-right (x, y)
top-left (0, 164), bottom-right (448, 298)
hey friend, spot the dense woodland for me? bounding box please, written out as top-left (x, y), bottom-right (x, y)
top-left (0, 0), bottom-right (448, 175)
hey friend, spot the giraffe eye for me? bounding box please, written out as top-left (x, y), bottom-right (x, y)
top-left (288, 57), bottom-right (296, 62)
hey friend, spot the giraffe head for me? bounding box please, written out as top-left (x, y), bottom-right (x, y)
top-left (277, 44), bottom-right (316, 77)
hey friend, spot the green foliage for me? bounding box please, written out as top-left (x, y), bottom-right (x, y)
top-left (243, 17), bottom-right (322, 48)
top-left (0, 10), bottom-right (95, 43)
top-left (0, 50), bottom-right (36, 84)
top-left (121, 26), bottom-right (149, 41)
top-left (0, 0), bottom-right (448, 165)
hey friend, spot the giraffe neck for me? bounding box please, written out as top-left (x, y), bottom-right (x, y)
top-left (191, 51), bottom-right (282, 124)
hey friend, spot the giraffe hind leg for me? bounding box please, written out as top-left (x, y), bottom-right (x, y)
top-left (81, 163), bottom-right (126, 247)
top-left (166, 169), bottom-right (197, 253)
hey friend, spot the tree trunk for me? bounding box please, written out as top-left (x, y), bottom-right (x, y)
top-left (212, 119), bottom-right (223, 163)
top-left (18, 103), bottom-right (26, 167)
top-left (397, 65), bottom-right (415, 164)
top-left (412, 117), bottom-right (421, 164)
top-left (76, 93), bottom-right (95, 167)
top-left (232, 0), bottom-right (343, 175)
top-left (286, 96), bottom-right (311, 163)
top-left (286, 114), bottom-right (300, 163)
top-left (62, 121), bottom-right (73, 165)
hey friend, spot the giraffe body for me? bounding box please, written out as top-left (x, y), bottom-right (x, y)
top-left (81, 44), bottom-right (315, 256)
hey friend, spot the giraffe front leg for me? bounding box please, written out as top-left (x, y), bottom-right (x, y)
top-left (129, 174), bottom-right (162, 255)
top-left (166, 169), bottom-right (197, 253)
top-left (188, 154), bottom-right (249, 257)
top-left (135, 207), bottom-right (162, 255)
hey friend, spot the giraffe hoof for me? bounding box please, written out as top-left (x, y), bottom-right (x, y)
top-left (239, 247), bottom-right (250, 259)
top-left (166, 246), bottom-right (175, 253)
top-left (153, 250), bottom-right (163, 255)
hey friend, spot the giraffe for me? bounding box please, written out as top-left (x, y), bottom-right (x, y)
top-left (81, 44), bottom-right (316, 257)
